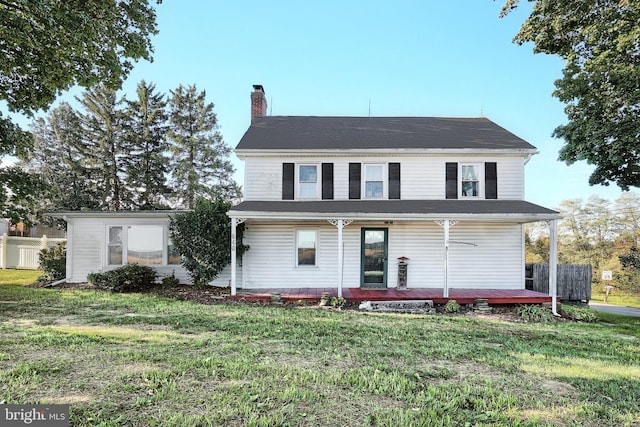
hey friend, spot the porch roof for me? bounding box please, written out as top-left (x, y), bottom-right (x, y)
top-left (228, 200), bottom-right (560, 223)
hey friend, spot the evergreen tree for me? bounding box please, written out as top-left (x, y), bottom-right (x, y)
top-left (122, 80), bottom-right (171, 209)
top-left (167, 84), bottom-right (240, 209)
top-left (26, 103), bottom-right (99, 211)
top-left (78, 85), bottom-right (128, 210)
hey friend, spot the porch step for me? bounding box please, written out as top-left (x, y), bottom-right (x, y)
top-left (359, 299), bottom-right (435, 314)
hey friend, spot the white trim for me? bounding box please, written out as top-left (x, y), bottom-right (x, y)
top-left (459, 163), bottom-right (483, 199)
top-left (295, 228), bottom-right (319, 267)
top-left (235, 148), bottom-right (539, 158)
top-left (104, 224), bottom-right (177, 268)
top-left (362, 163), bottom-right (387, 199)
top-left (296, 163), bottom-right (320, 200)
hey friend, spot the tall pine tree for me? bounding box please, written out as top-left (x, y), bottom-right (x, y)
top-left (78, 85), bottom-right (129, 210)
top-left (167, 84), bottom-right (240, 209)
top-left (122, 80), bottom-right (171, 209)
top-left (26, 103), bottom-right (99, 211)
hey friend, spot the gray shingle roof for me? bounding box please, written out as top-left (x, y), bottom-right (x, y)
top-left (236, 116), bottom-right (537, 151)
top-left (230, 200), bottom-right (559, 219)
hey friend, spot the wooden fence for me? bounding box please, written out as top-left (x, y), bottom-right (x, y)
top-left (525, 263), bottom-right (592, 301)
top-left (0, 234), bottom-right (66, 270)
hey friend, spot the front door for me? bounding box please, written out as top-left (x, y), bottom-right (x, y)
top-left (361, 228), bottom-right (388, 288)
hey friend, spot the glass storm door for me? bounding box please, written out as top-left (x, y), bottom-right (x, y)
top-left (361, 228), bottom-right (388, 288)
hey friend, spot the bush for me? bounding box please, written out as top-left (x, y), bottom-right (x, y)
top-left (517, 304), bottom-right (555, 323)
top-left (169, 198), bottom-right (248, 287)
top-left (330, 296), bottom-right (346, 309)
top-left (444, 300), bottom-right (460, 313)
top-left (560, 304), bottom-right (599, 322)
top-left (38, 242), bottom-right (66, 282)
top-left (88, 264), bottom-right (157, 293)
top-left (161, 272), bottom-right (180, 287)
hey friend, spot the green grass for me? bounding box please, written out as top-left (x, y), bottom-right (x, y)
top-left (0, 275), bottom-right (639, 426)
top-left (591, 287), bottom-right (640, 308)
top-left (0, 269), bottom-right (41, 285)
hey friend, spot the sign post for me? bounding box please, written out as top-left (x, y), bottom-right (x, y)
top-left (602, 270), bottom-right (613, 302)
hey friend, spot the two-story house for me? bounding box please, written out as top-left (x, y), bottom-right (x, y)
top-left (227, 85), bottom-right (561, 299)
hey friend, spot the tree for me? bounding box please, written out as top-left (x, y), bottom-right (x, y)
top-left (25, 103), bottom-right (99, 212)
top-left (169, 198), bottom-right (247, 286)
top-left (502, 0), bottom-right (640, 190)
top-left (122, 80), bottom-right (171, 209)
top-left (78, 85), bottom-right (128, 210)
top-left (167, 84), bottom-right (240, 209)
top-left (0, 0), bottom-right (159, 114)
top-left (0, 111), bottom-right (39, 224)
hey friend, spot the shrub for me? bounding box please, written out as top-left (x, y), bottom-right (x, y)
top-left (444, 300), bottom-right (460, 313)
top-left (330, 296), bottom-right (346, 309)
top-left (517, 304), bottom-right (555, 323)
top-left (161, 272), bottom-right (180, 287)
top-left (38, 242), bottom-right (66, 282)
top-left (560, 304), bottom-right (599, 322)
top-left (169, 198), bottom-right (248, 287)
top-left (89, 264), bottom-right (157, 293)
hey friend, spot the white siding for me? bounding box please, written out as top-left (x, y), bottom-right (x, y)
top-left (67, 217), bottom-right (191, 285)
top-left (241, 154), bottom-right (526, 201)
top-left (241, 220), bottom-right (524, 290)
top-left (448, 222), bottom-right (524, 289)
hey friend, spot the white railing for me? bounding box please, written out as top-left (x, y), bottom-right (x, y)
top-left (0, 234), bottom-right (66, 270)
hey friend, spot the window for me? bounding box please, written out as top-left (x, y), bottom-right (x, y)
top-left (298, 165), bottom-right (318, 199)
top-left (364, 164), bottom-right (384, 198)
top-left (106, 224), bottom-right (180, 266)
top-left (127, 225), bottom-right (163, 265)
top-left (461, 164), bottom-right (480, 197)
top-left (297, 230), bottom-right (317, 266)
top-left (108, 226), bottom-right (123, 265)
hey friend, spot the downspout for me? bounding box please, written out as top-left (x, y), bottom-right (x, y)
top-left (45, 277), bottom-right (68, 288)
top-left (549, 219), bottom-right (560, 317)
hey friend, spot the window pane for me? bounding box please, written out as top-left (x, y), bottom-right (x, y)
top-left (366, 165), bottom-right (383, 181)
top-left (297, 230), bottom-right (316, 266)
top-left (127, 225), bottom-right (163, 265)
top-left (462, 165), bottom-right (478, 180)
top-left (462, 181), bottom-right (479, 197)
top-left (299, 165), bottom-right (317, 182)
top-left (108, 246), bottom-right (123, 265)
top-left (168, 239), bottom-right (181, 265)
top-left (109, 227), bottom-right (122, 245)
top-left (299, 182), bottom-right (317, 198)
top-left (365, 181), bottom-right (383, 197)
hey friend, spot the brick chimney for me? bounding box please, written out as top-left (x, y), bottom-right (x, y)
top-left (250, 84), bottom-right (267, 122)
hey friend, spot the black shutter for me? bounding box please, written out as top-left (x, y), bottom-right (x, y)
top-left (282, 163), bottom-right (294, 200)
top-left (388, 163), bottom-right (401, 199)
top-left (349, 163), bottom-right (361, 199)
top-left (485, 162), bottom-right (497, 199)
top-left (322, 163), bottom-right (334, 199)
top-left (445, 162), bottom-right (458, 199)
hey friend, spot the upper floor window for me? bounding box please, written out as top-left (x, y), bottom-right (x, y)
top-left (364, 164), bottom-right (384, 198)
top-left (298, 165), bottom-right (318, 199)
top-left (461, 164), bottom-right (480, 197)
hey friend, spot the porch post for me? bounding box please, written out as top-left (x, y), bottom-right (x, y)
top-left (230, 218), bottom-right (237, 296)
top-left (328, 219), bottom-right (352, 298)
top-left (337, 219), bottom-right (344, 298)
top-left (549, 219), bottom-right (559, 316)
top-left (443, 220), bottom-right (450, 298)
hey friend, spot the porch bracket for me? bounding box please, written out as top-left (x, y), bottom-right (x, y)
top-left (327, 219), bottom-right (352, 298)
top-left (230, 217), bottom-right (247, 297)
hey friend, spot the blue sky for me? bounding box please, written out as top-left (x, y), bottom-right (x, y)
top-left (4, 1), bottom-right (630, 209)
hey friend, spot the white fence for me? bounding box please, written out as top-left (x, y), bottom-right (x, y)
top-left (0, 234), bottom-right (66, 270)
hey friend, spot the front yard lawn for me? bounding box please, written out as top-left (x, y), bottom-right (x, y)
top-left (0, 272), bottom-right (638, 426)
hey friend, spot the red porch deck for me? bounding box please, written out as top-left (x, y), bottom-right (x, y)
top-left (233, 288), bottom-right (551, 305)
